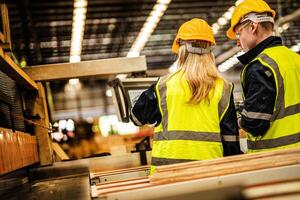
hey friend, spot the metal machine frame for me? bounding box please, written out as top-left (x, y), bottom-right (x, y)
top-left (108, 77), bottom-right (158, 122)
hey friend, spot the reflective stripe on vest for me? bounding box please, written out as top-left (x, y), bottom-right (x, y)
top-left (154, 131), bottom-right (238, 142)
top-left (151, 157), bottom-right (195, 166)
top-left (241, 109), bottom-right (272, 120)
top-left (222, 135), bottom-right (240, 142)
top-left (151, 73), bottom-right (232, 167)
top-left (154, 131), bottom-right (221, 142)
top-left (157, 75), bottom-right (169, 134)
top-left (242, 50), bottom-right (300, 151)
top-left (248, 131), bottom-right (300, 149)
top-left (218, 80), bottom-right (232, 120)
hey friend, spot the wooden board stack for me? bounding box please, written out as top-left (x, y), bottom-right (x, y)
top-left (91, 147), bottom-right (300, 199)
top-left (0, 127), bottom-right (39, 175)
top-left (150, 147), bottom-right (300, 184)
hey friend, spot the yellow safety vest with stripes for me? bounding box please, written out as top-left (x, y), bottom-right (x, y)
top-left (151, 70), bottom-right (233, 173)
top-left (241, 46), bottom-right (300, 153)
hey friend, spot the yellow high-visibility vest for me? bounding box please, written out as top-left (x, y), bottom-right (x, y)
top-left (241, 46), bottom-right (300, 153)
top-left (151, 70), bottom-right (233, 173)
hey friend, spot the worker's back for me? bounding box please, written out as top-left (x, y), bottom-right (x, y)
top-left (151, 70), bottom-right (229, 172)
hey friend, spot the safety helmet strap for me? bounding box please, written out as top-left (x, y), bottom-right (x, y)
top-left (179, 41), bottom-right (211, 55)
top-left (240, 12), bottom-right (274, 24)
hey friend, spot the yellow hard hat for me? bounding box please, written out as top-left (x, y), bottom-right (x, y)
top-left (226, 0), bottom-right (276, 40)
top-left (172, 18), bottom-right (216, 54)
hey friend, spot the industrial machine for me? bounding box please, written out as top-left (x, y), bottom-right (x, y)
top-left (108, 77), bottom-right (158, 123)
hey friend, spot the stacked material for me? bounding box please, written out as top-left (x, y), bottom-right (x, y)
top-left (150, 147), bottom-right (300, 184)
top-left (0, 127), bottom-right (39, 175)
top-left (91, 177), bottom-right (151, 198)
top-left (92, 148), bottom-right (300, 199)
top-left (90, 166), bottom-right (151, 198)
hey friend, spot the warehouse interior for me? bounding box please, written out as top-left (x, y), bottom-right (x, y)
top-left (1, 0), bottom-right (300, 199)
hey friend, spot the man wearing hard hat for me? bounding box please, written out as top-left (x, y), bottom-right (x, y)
top-left (227, 0), bottom-right (300, 153)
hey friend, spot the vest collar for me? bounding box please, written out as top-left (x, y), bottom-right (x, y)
top-left (237, 36), bottom-right (282, 65)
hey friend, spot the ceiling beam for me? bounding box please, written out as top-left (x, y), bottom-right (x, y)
top-left (23, 56), bottom-right (147, 81)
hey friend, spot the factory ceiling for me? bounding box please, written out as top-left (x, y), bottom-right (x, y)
top-left (7, 0), bottom-right (300, 71)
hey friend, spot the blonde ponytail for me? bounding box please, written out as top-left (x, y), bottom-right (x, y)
top-left (176, 41), bottom-right (223, 104)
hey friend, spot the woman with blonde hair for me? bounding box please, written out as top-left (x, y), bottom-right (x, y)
top-left (131, 18), bottom-right (241, 173)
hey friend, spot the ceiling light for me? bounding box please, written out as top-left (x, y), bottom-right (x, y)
top-left (211, 1), bottom-right (239, 34)
top-left (157, 0), bottom-right (171, 3)
top-left (116, 74), bottom-right (128, 80)
top-left (168, 61), bottom-right (178, 73)
top-left (74, 0), bottom-right (87, 8)
top-left (218, 51), bottom-right (243, 72)
top-left (290, 43), bottom-right (300, 52)
top-left (69, 0), bottom-right (88, 63)
top-left (282, 23), bottom-right (290, 30)
top-left (212, 23), bottom-right (220, 34)
top-left (218, 17), bottom-right (227, 26)
top-left (127, 0), bottom-right (172, 57)
top-left (127, 51), bottom-right (140, 57)
top-left (70, 55), bottom-right (81, 63)
top-left (235, 0), bottom-right (243, 6)
top-left (69, 78), bottom-right (79, 85)
top-left (106, 89), bottom-right (112, 97)
top-left (224, 10), bottom-right (233, 20)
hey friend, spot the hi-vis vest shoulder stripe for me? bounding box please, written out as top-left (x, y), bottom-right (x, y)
top-left (151, 70), bottom-right (234, 172)
top-left (241, 46), bottom-right (300, 152)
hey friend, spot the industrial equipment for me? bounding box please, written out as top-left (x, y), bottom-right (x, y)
top-left (108, 77), bottom-right (158, 123)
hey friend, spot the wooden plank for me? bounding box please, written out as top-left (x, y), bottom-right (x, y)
top-left (97, 178), bottom-right (150, 190)
top-left (150, 148), bottom-right (300, 185)
top-left (244, 179), bottom-right (300, 199)
top-left (155, 147), bottom-right (300, 173)
top-left (0, 128), bottom-right (39, 175)
top-left (152, 156), bottom-right (299, 184)
top-left (52, 142), bottom-right (69, 161)
top-left (3, 129), bottom-right (12, 173)
top-left (92, 166), bottom-right (149, 177)
top-left (24, 83), bottom-right (53, 165)
top-left (0, 47), bottom-right (38, 90)
top-left (97, 182), bottom-right (151, 196)
top-left (146, 68), bottom-right (169, 77)
top-left (1, 3), bottom-right (12, 51)
top-left (23, 56), bottom-right (147, 81)
top-left (35, 83), bottom-right (53, 165)
top-left (0, 32), bottom-right (5, 43)
top-left (94, 165), bottom-right (300, 199)
top-left (152, 155), bottom-right (300, 184)
top-left (0, 129), bottom-right (4, 173)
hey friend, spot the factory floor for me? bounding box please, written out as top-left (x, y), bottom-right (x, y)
top-left (0, 159), bottom-right (91, 200)
top-left (0, 152), bottom-right (146, 199)
top-left (2, 175), bottom-right (90, 200)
